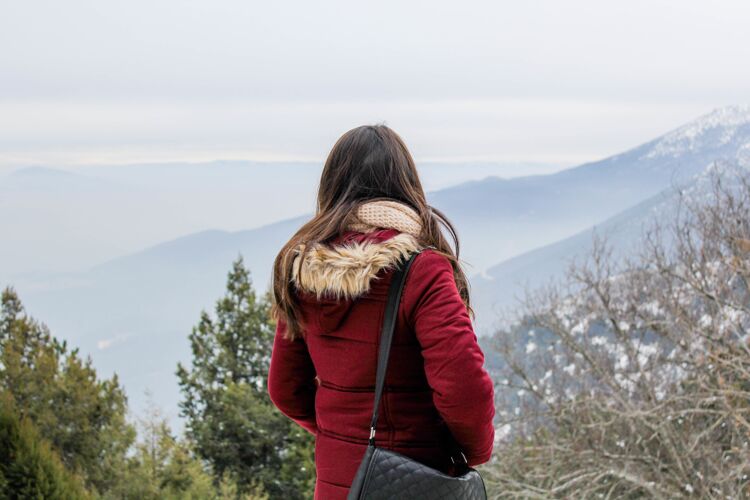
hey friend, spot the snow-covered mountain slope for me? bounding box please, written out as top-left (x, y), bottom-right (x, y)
top-left (642, 105), bottom-right (750, 161)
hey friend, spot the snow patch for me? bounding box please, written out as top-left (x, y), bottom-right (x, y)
top-left (643, 105), bottom-right (750, 160)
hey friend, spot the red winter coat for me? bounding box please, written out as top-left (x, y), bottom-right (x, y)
top-left (268, 228), bottom-right (495, 499)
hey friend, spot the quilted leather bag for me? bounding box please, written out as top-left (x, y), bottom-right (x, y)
top-left (347, 251), bottom-right (488, 500)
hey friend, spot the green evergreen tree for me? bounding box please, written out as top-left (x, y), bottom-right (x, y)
top-left (0, 391), bottom-right (90, 499)
top-left (0, 286), bottom-right (135, 495)
top-left (176, 256), bottom-right (314, 499)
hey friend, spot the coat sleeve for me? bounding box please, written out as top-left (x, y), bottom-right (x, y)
top-left (267, 317), bottom-right (318, 436)
top-left (404, 250), bottom-right (496, 466)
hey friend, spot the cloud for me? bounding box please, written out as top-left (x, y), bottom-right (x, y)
top-left (97, 333), bottom-right (130, 351)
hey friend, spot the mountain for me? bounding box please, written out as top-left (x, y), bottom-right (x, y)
top-left (0, 160), bottom-right (552, 278)
top-left (0, 161), bottom-right (321, 277)
top-left (432, 105), bottom-right (750, 272)
top-left (6, 106), bottom-right (750, 424)
top-left (13, 215), bottom-right (308, 426)
top-left (471, 158), bottom-right (750, 336)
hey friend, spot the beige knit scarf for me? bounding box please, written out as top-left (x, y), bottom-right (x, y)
top-left (346, 199), bottom-right (422, 237)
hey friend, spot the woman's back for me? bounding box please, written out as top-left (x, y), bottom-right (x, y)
top-left (268, 227), bottom-right (495, 499)
top-left (268, 124), bottom-right (494, 499)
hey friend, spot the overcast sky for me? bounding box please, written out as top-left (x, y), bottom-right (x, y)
top-left (1, 0), bottom-right (749, 172)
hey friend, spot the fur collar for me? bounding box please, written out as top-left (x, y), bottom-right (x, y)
top-left (291, 232), bottom-right (422, 300)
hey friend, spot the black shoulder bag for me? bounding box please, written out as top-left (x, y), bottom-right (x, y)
top-left (347, 251), bottom-right (488, 500)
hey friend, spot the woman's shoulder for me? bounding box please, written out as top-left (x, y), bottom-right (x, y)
top-left (396, 247), bottom-right (471, 336)
top-left (403, 247), bottom-right (455, 305)
top-left (409, 247), bottom-right (454, 279)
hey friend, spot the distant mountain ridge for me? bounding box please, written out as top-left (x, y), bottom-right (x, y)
top-left (7, 105), bottom-right (750, 425)
top-left (431, 105), bottom-right (750, 272)
top-left (470, 158), bottom-right (750, 335)
top-left (0, 160), bottom-right (555, 277)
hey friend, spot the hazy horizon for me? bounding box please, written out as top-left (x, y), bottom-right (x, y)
top-left (3, 1), bottom-right (750, 171)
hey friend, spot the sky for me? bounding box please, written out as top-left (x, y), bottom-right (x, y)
top-left (1, 0), bottom-right (750, 173)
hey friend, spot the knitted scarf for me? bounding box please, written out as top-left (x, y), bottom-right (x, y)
top-left (346, 200), bottom-right (422, 237)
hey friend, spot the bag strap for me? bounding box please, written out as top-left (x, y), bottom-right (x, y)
top-left (368, 250), bottom-right (420, 446)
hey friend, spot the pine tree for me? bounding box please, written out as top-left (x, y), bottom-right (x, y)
top-left (0, 286), bottom-right (135, 495)
top-left (176, 256), bottom-right (314, 499)
top-left (0, 391), bottom-right (90, 499)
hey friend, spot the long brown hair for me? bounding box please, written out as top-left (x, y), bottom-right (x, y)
top-left (271, 124), bottom-right (473, 340)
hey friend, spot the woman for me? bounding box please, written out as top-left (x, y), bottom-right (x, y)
top-left (267, 124), bottom-right (495, 499)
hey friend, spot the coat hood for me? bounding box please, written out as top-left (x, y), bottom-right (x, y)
top-left (291, 228), bottom-right (423, 331)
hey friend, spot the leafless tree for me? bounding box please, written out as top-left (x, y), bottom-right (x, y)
top-left (483, 162), bottom-right (750, 499)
